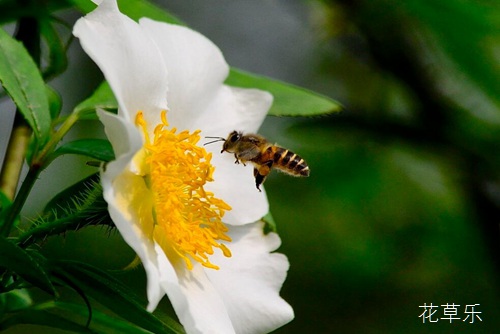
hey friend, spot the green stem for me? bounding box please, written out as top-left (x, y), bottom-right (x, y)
top-left (33, 111), bottom-right (80, 166)
top-left (0, 16), bottom-right (40, 236)
top-left (0, 166), bottom-right (40, 237)
top-left (17, 176), bottom-right (108, 247)
top-left (0, 111), bottom-right (82, 237)
top-left (0, 12), bottom-right (85, 236)
top-left (0, 114), bottom-right (32, 200)
top-left (0, 14), bottom-right (40, 199)
top-left (18, 214), bottom-right (83, 248)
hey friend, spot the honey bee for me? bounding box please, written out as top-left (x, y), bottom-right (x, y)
top-left (205, 131), bottom-right (310, 191)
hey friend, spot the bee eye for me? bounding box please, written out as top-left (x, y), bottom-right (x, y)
top-left (230, 133), bottom-right (240, 142)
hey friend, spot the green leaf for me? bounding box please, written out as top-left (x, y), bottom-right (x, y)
top-left (0, 191), bottom-right (11, 214)
top-left (51, 139), bottom-right (114, 162)
top-left (74, 81), bottom-right (118, 119)
top-left (0, 1), bottom-right (74, 25)
top-left (0, 28), bottom-right (51, 141)
top-left (0, 0), bottom-right (20, 24)
top-left (226, 68), bottom-right (343, 116)
top-left (0, 289), bottom-right (32, 315)
top-left (43, 173), bottom-right (100, 217)
top-left (0, 193), bottom-right (14, 237)
top-left (40, 18), bottom-right (69, 79)
top-left (0, 300), bottom-right (153, 333)
top-left (55, 302), bottom-right (153, 334)
top-left (0, 307), bottom-right (95, 333)
top-left (46, 84), bottom-right (62, 119)
top-left (262, 211), bottom-right (277, 234)
top-left (0, 237), bottom-right (56, 296)
top-left (70, 0), bottom-right (184, 25)
top-left (117, 0), bottom-right (184, 25)
top-left (56, 261), bottom-right (185, 334)
top-left (67, 0), bottom-right (97, 14)
top-left (402, 0), bottom-right (500, 111)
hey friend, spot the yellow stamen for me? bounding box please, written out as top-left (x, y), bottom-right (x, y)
top-left (135, 111), bottom-right (232, 270)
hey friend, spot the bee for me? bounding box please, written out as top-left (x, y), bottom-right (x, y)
top-left (205, 131), bottom-right (310, 191)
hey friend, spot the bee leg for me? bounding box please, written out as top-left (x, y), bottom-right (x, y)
top-left (234, 154), bottom-right (247, 166)
top-left (253, 168), bottom-right (265, 192)
top-left (254, 160), bottom-right (273, 191)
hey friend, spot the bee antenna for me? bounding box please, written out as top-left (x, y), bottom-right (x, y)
top-left (203, 136), bottom-right (225, 146)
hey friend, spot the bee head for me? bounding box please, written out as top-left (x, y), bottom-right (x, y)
top-left (221, 130), bottom-right (242, 153)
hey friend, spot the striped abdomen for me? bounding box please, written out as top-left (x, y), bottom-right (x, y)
top-left (271, 147), bottom-right (310, 177)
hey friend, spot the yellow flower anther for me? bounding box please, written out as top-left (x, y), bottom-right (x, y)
top-left (136, 111), bottom-right (232, 270)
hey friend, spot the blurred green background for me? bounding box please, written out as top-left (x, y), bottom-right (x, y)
top-left (10, 0), bottom-right (500, 333)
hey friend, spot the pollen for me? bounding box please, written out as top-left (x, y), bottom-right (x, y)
top-left (136, 111), bottom-right (232, 270)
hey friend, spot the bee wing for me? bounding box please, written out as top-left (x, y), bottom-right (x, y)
top-left (236, 141), bottom-right (262, 160)
top-left (242, 134), bottom-right (264, 145)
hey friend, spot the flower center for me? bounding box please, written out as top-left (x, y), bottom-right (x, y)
top-left (136, 111), bottom-right (232, 270)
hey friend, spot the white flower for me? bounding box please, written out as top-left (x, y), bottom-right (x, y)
top-left (73, 0), bottom-right (293, 333)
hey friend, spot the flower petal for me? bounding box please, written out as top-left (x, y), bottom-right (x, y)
top-left (206, 222), bottom-right (294, 334)
top-left (194, 86), bottom-right (272, 137)
top-left (97, 109), bottom-right (142, 169)
top-left (98, 110), bottom-right (164, 310)
top-left (139, 19), bottom-right (229, 130)
top-left (139, 18), bottom-right (272, 135)
top-left (155, 247), bottom-right (236, 334)
top-left (106, 174), bottom-right (164, 310)
top-left (102, 170), bottom-right (165, 310)
top-left (207, 151), bottom-right (269, 225)
top-left (73, 0), bottom-right (168, 129)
